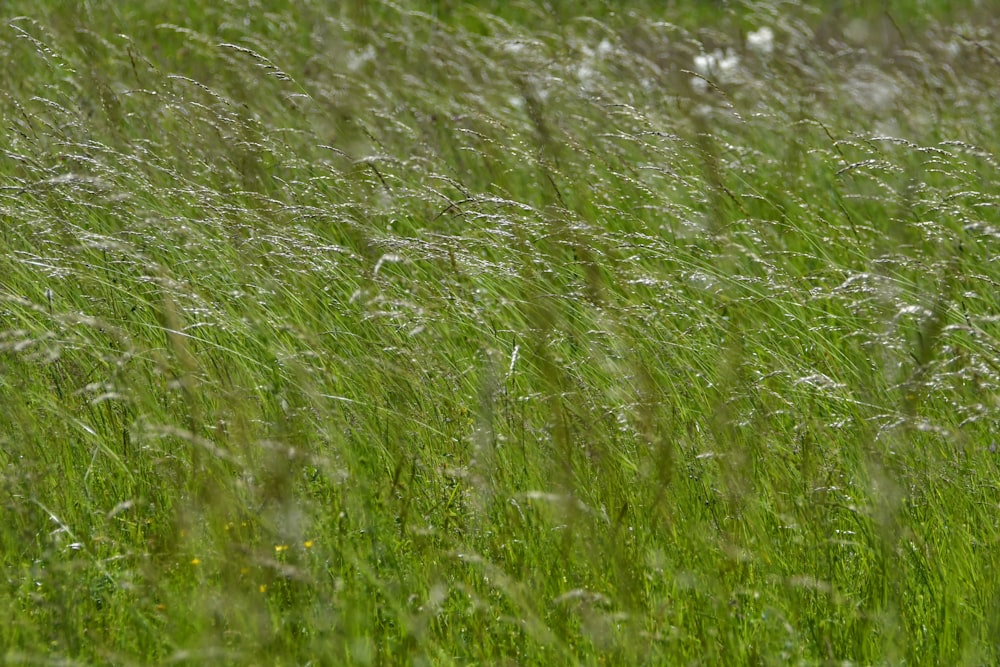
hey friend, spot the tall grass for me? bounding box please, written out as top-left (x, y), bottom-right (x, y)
top-left (2, 1), bottom-right (1000, 664)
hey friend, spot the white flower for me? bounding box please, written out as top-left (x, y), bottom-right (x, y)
top-left (691, 49), bottom-right (739, 91)
top-left (843, 64), bottom-right (899, 113)
top-left (746, 27), bottom-right (774, 55)
top-left (575, 38), bottom-right (616, 90)
top-left (690, 77), bottom-right (709, 93)
top-left (693, 49), bottom-right (739, 78)
top-left (347, 44), bottom-right (376, 71)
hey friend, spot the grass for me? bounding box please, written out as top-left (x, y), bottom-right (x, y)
top-left (2, 0), bottom-right (1000, 664)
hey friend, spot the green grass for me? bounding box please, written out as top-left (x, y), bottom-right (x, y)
top-left (2, 0), bottom-right (1000, 664)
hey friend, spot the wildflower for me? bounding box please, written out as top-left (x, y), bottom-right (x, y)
top-left (259, 584), bottom-right (267, 593)
top-left (190, 558), bottom-right (201, 566)
top-left (693, 49), bottom-right (739, 78)
top-left (746, 27), bottom-right (774, 55)
top-left (304, 540), bottom-right (314, 549)
top-left (274, 545), bottom-right (289, 553)
top-left (691, 49), bottom-right (740, 91)
top-left (576, 38), bottom-right (615, 90)
top-left (843, 64), bottom-right (899, 113)
top-left (347, 44), bottom-right (376, 72)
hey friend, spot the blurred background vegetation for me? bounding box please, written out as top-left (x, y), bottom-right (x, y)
top-left (2, 1), bottom-right (1000, 665)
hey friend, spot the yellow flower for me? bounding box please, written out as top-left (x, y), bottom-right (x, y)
top-left (303, 540), bottom-right (314, 549)
top-left (259, 584), bottom-right (267, 593)
top-left (191, 558), bottom-right (201, 566)
top-left (274, 545), bottom-right (289, 553)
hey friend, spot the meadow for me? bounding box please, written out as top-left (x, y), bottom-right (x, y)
top-left (2, 1), bottom-right (1000, 664)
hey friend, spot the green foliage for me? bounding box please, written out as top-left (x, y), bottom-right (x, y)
top-left (2, 0), bottom-right (1000, 664)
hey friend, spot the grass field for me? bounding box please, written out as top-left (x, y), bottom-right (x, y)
top-left (2, 1), bottom-right (1000, 664)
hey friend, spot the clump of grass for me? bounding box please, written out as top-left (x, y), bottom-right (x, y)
top-left (2, 0), bottom-right (1000, 664)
